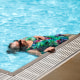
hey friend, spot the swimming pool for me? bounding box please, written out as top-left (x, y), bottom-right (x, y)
top-left (0, 0), bottom-right (80, 72)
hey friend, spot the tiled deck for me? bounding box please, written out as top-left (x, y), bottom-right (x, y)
top-left (0, 34), bottom-right (80, 80)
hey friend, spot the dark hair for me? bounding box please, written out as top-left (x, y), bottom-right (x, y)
top-left (8, 43), bottom-right (12, 48)
top-left (13, 40), bottom-right (18, 42)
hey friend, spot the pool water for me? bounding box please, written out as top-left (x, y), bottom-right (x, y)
top-left (0, 0), bottom-right (80, 72)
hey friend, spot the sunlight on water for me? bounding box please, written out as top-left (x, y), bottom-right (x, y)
top-left (0, 0), bottom-right (80, 72)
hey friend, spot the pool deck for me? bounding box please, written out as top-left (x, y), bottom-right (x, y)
top-left (0, 33), bottom-right (80, 80)
top-left (41, 52), bottom-right (80, 80)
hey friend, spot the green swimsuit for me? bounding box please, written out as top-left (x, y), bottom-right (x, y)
top-left (25, 34), bottom-right (69, 54)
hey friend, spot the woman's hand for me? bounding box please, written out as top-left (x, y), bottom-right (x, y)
top-left (44, 47), bottom-right (55, 53)
top-left (22, 37), bottom-right (27, 40)
top-left (34, 36), bottom-right (45, 40)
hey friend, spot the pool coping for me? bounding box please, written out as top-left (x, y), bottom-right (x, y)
top-left (0, 33), bottom-right (80, 76)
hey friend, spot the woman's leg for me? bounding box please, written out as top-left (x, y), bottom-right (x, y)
top-left (27, 49), bottom-right (42, 56)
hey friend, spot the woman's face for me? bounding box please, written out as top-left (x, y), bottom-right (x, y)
top-left (11, 40), bottom-right (27, 48)
top-left (11, 41), bottom-right (20, 48)
top-left (7, 40), bottom-right (27, 53)
top-left (7, 41), bottom-right (20, 53)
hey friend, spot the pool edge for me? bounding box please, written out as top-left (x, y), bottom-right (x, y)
top-left (0, 33), bottom-right (80, 76)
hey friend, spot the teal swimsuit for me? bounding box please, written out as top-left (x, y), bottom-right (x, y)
top-left (25, 34), bottom-right (69, 54)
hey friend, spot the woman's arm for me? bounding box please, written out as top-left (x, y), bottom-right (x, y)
top-left (44, 47), bottom-right (55, 53)
top-left (27, 49), bottom-right (42, 56)
top-left (22, 36), bottom-right (45, 40)
top-left (34, 36), bottom-right (45, 40)
top-left (27, 47), bottom-right (55, 56)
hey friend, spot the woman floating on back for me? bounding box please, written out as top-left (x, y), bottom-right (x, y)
top-left (7, 34), bottom-right (69, 56)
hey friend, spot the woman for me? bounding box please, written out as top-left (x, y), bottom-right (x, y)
top-left (7, 34), bottom-right (69, 56)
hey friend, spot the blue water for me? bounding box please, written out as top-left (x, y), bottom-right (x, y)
top-left (0, 0), bottom-right (80, 72)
